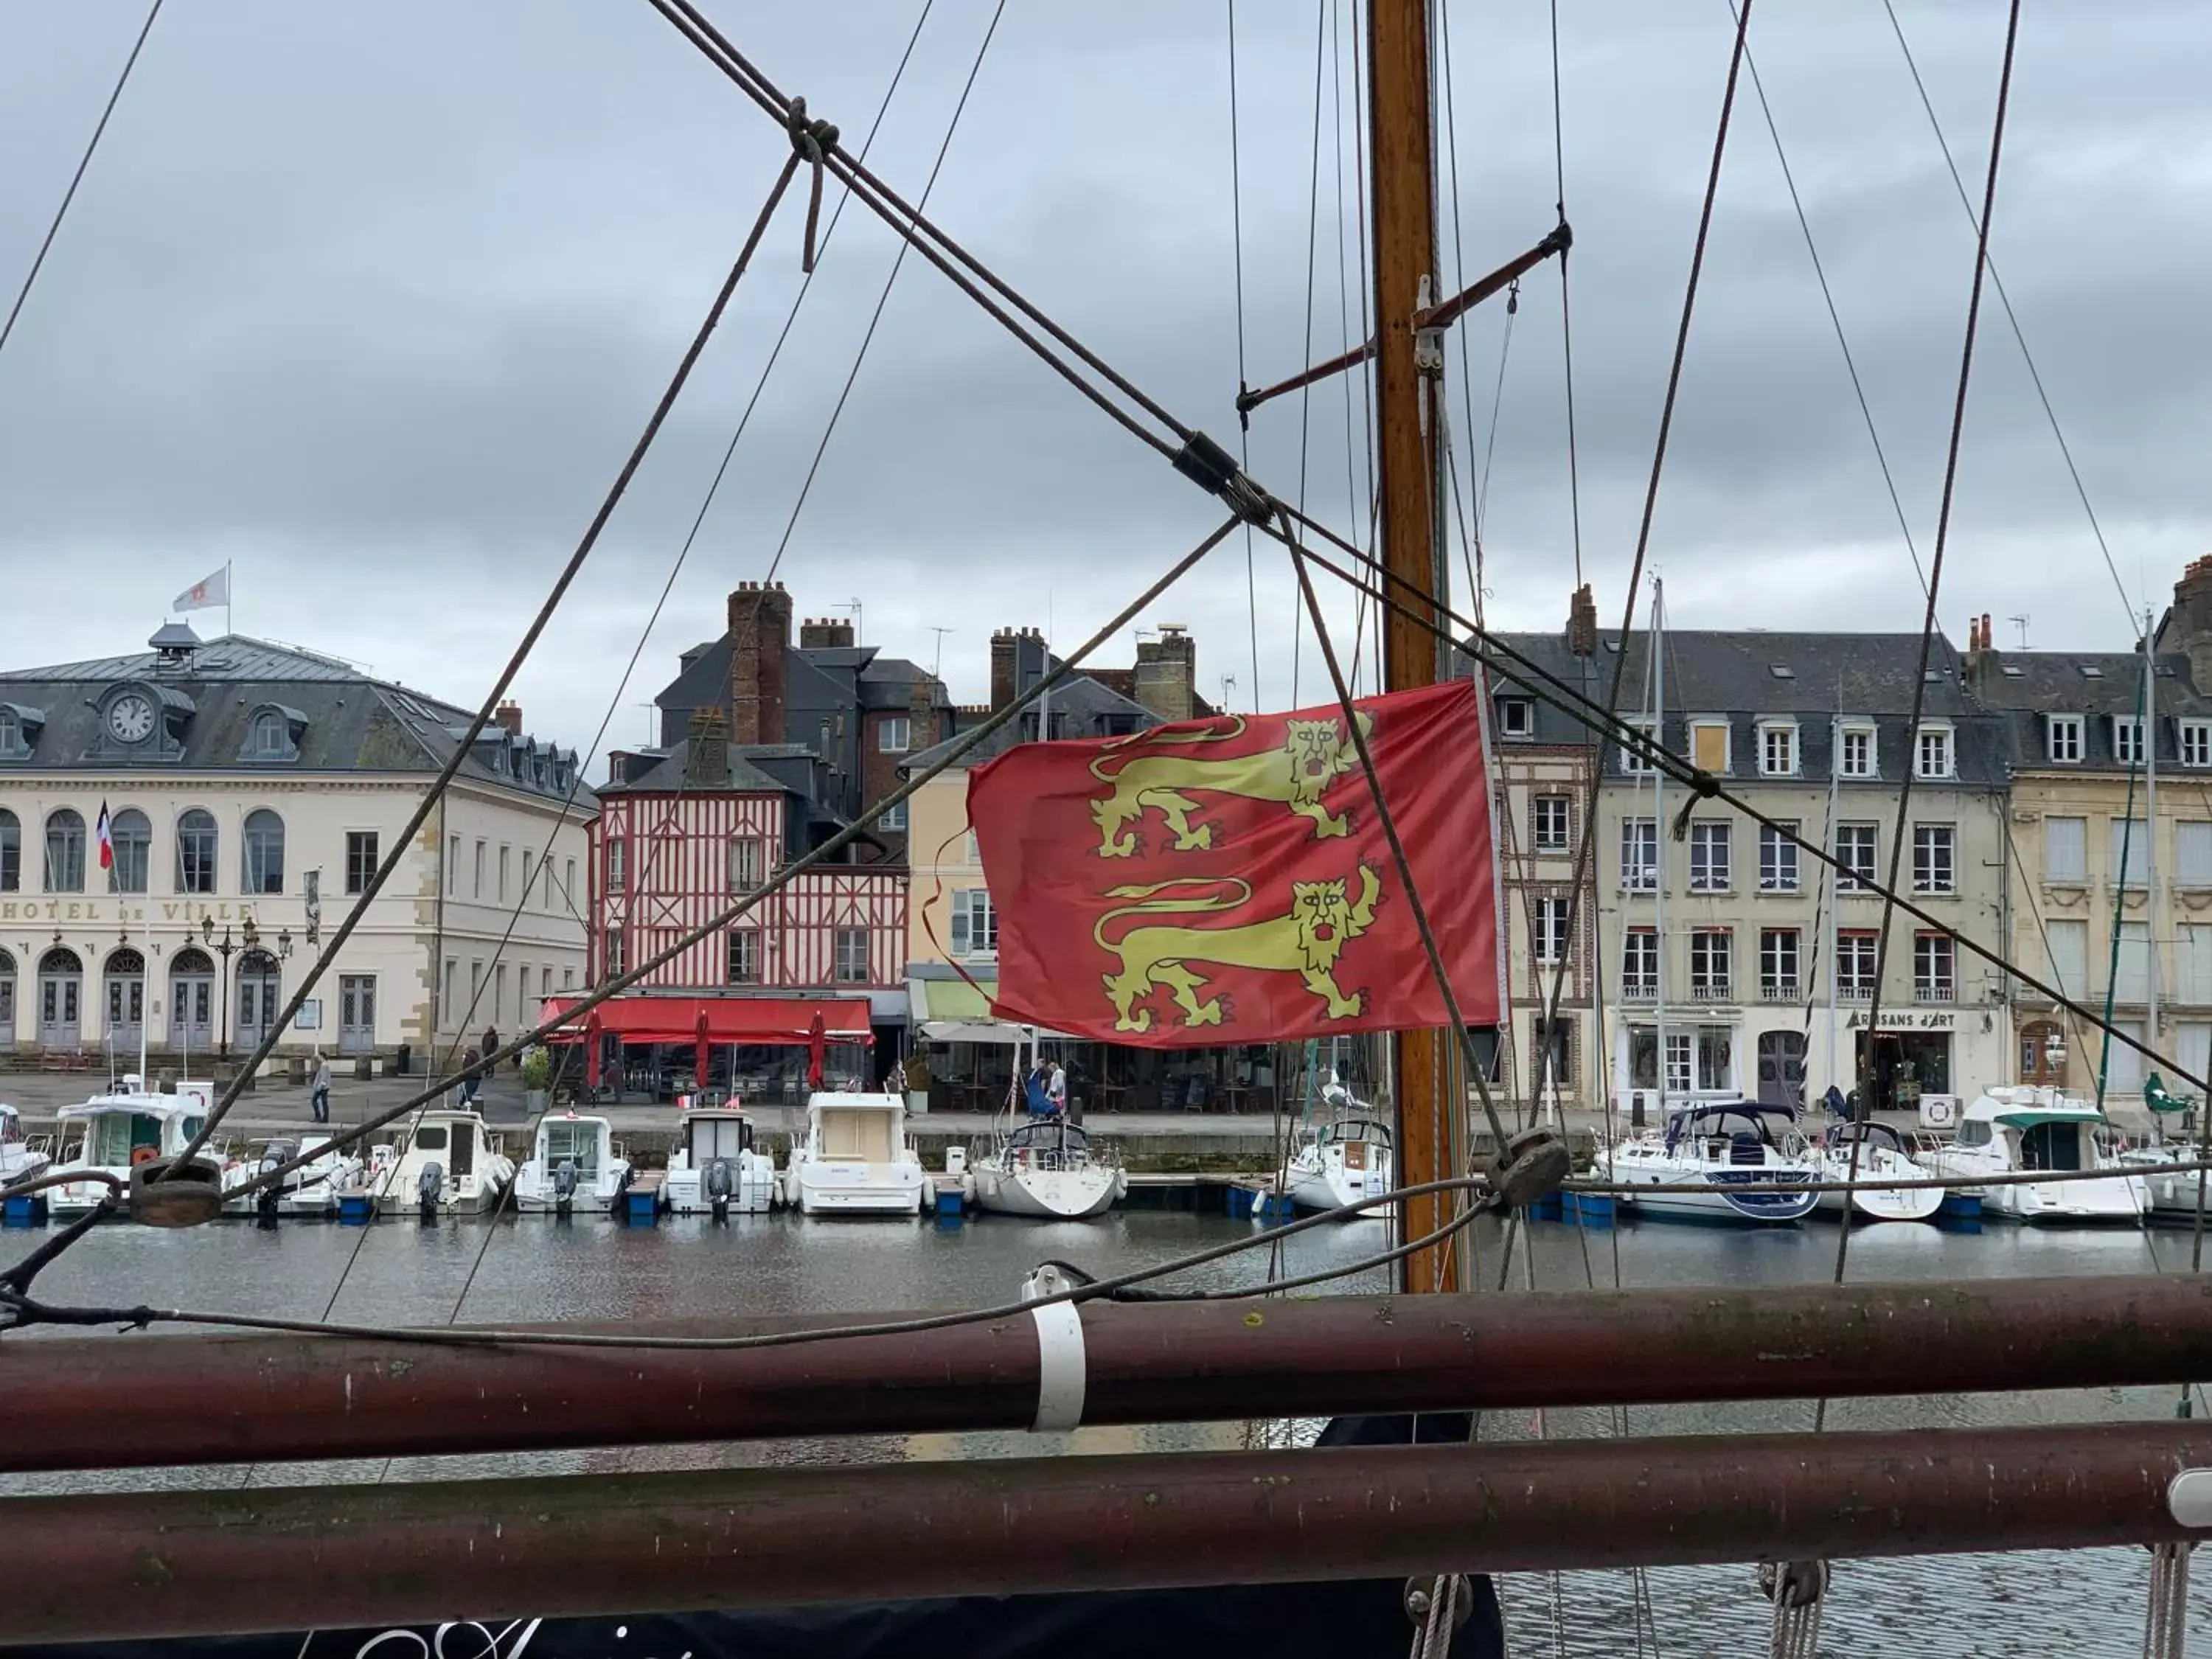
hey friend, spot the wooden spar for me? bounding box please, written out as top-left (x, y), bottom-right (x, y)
top-left (1367, 0), bottom-right (1458, 1291)
top-left (13, 1424), bottom-right (2212, 1644)
top-left (11, 1275), bottom-right (2212, 1473)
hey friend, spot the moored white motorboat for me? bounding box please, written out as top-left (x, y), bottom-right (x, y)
top-left (345, 1107), bottom-right (515, 1217)
top-left (45, 1078), bottom-right (246, 1216)
top-left (1919, 1088), bottom-right (2146, 1225)
top-left (664, 1105), bottom-right (779, 1216)
top-left (221, 1135), bottom-right (366, 1217)
top-left (1282, 1082), bottom-right (1395, 1220)
top-left (784, 1089), bottom-right (926, 1217)
top-left (1599, 1101), bottom-right (1818, 1223)
top-left (513, 1113), bottom-right (633, 1215)
top-left (0, 1103), bottom-right (52, 1187)
top-left (972, 1116), bottom-right (1126, 1220)
top-left (1811, 1120), bottom-right (1943, 1222)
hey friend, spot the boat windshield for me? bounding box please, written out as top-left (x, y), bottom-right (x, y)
top-left (690, 1116), bottom-right (753, 1160)
top-left (1318, 1119), bottom-right (1392, 1147)
top-left (414, 1126), bottom-right (449, 1152)
top-left (541, 1120), bottom-right (602, 1178)
top-left (86, 1113), bottom-right (164, 1166)
top-left (1009, 1119), bottom-right (1089, 1155)
top-left (1826, 1122), bottom-right (1906, 1155)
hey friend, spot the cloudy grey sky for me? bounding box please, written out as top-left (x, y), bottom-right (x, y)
top-left (1, 1), bottom-right (2202, 762)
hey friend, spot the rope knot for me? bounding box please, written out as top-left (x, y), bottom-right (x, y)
top-left (784, 97), bottom-right (837, 274)
top-left (1668, 771), bottom-right (1720, 840)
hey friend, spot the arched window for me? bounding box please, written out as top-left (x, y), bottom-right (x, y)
top-left (236, 947), bottom-right (282, 1046)
top-left (251, 710), bottom-right (288, 757)
top-left (104, 947), bottom-right (146, 1040)
top-left (242, 809), bottom-right (285, 895)
top-left (44, 808), bottom-right (84, 893)
top-left (176, 808), bottom-right (218, 895)
top-left (168, 947), bottom-right (214, 1051)
top-left (0, 807), bottom-right (18, 892)
top-left (108, 808), bottom-right (151, 894)
top-left (36, 946), bottom-right (82, 1046)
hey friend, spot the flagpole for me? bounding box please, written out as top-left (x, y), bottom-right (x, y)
top-left (225, 560), bottom-right (233, 639)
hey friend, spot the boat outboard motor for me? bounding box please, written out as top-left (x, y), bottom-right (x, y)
top-left (706, 1156), bottom-right (734, 1223)
top-left (417, 1161), bottom-right (445, 1221)
top-left (553, 1157), bottom-right (580, 1215)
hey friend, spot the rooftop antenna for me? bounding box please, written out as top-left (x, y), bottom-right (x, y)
top-left (926, 627), bottom-right (955, 680)
top-left (2008, 615), bottom-right (2030, 650)
top-left (1220, 672), bottom-right (1237, 712)
top-left (834, 597), bottom-right (863, 646)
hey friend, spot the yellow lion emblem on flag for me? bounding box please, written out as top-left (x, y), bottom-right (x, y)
top-left (1088, 712), bottom-right (1374, 858)
top-left (1091, 866), bottom-right (1382, 1033)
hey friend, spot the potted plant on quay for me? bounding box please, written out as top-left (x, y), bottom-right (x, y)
top-left (522, 1047), bottom-right (553, 1114)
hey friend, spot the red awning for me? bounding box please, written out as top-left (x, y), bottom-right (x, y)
top-left (541, 995), bottom-right (874, 1047)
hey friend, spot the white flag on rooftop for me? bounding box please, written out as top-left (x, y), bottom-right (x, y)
top-left (173, 566), bottom-right (229, 613)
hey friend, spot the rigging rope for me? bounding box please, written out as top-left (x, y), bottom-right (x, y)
top-left (1289, 0), bottom-right (1330, 706)
top-left (1225, 0), bottom-right (1262, 709)
top-left (1827, 0), bottom-right (2023, 1298)
top-left (0, 0), bottom-right (165, 366)
top-left (166, 138), bottom-right (818, 1175)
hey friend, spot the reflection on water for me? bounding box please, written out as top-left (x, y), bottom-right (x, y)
top-left (1, 1209), bottom-right (2201, 1653)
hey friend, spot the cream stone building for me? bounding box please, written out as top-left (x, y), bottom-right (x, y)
top-left (0, 625), bottom-right (591, 1069)
top-left (1590, 630), bottom-right (2011, 1117)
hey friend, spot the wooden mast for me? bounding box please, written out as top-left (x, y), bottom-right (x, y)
top-left (1367, 0), bottom-right (1460, 1293)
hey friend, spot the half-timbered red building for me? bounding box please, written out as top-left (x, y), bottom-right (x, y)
top-left (572, 720), bottom-right (908, 1093)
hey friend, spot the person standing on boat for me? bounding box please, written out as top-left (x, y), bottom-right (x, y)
top-left (309, 1050), bottom-right (331, 1124)
top-left (1024, 1061), bottom-right (1051, 1116)
top-left (1048, 1060), bottom-right (1068, 1116)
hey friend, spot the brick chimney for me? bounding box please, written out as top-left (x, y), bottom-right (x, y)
top-left (799, 616), bottom-right (855, 650)
top-left (685, 706), bottom-right (731, 786)
top-left (1565, 585), bottom-right (1598, 657)
top-left (1962, 611), bottom-right (1998, 696)
top-left (990, 627), bottom-right (1021, 712)
top-left (1135, 624), bottom-right (1197, 723)
top-left (493, 700), bottom-right (524, 737)
top-left (2171, 558), bottom-right (2212, 692)
top-left (908, 672), bottom-right (938, 754)
top-left (728, 580), bottom-right (793, 745)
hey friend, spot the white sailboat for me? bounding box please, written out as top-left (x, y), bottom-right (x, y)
top-left (1810, 1120), bottom-right (1942, 1222)
top-left (1282, 1076), bottom-right (1395, 1220)
top-left (0, 1104), bottom-right (51, 1186)
top-left (972, 1115), bottom-right (1126, 1220)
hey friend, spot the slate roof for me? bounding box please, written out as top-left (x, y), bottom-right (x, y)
top-left (1966, 647), bottom-right (2212, 771)
top-left (0, 630), bottom-right (591, 807)
top-left (1478, 629), bottom-right (2008, 788)
top-left (596, 742), bottom-right (797, 796)
top-left (900, 666), bottom-right (1159, 776)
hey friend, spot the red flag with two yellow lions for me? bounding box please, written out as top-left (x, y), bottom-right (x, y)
top-left (968, 680), bottom-right (1503, 1046)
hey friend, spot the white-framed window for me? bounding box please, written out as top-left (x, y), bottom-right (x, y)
top-left (878, 716), bottom-right (911, 754)
top-left (834, 927), bottom-right (870, 984)
top-left (1837, 931), bottom-right (1878, 998)
top-left (1838, 723), bottom-right (1877, 779)
top-left (2116, 922), bottom-right (2152, 1003)
top-left (1534, 895), bottom-right (1573, 965)
top-left (1759, 822), bottom-right (1799, 892)
top-left (726, 929), bottom-right (761, 985)
top-left (1622, 929), bottom-right (1658, 999)
top-left (1689, 720), bottom-right (1731, 775)
top-left (1620, 818), bottom-right (1658, 891)
top-left (728, 837), bottom-right (762, 893)
top-left (2178, 926), bottom-right (2212, 1004)
top-left (2184, 720), bottom-right (2212, 768)
top-left (2045, 816), bottom-right (2088, 882)
top-left (1620, 717), bottom-right (1658, 776)
top-left (1688, 928), bottom-right (1732, 999)
top-left (1913, 933), bottom-right (1955, 1002)
top-left (1916, 724), bottom-right (1954, 779)
top-left (1760, 928), bottom-right (1799, 1000)
top-left (605, 836), bottom-right (627, 894)
top-left (601, 931), bottom-right (623, 979)
top-left (1498, 698), bottom-right (1534, 738)
top-left (1836, 823), bottom-right (1878, 891)
top-left (2048, 714), bottom-right (2084, 763)
top-left (520, 850), bottom-right (534, 908)
top-left (1759, 723), bottom-right (1798, 777)
top-left (2112, 818), bottom-right (2150, 889)
top-left (1912, 823), bottom-right (1955, 894)
top-left (950, 888), bottom-right (998, 958)
top-left (1531, 794), bottom-right (1571, 853)
top-left (2178, 821), bottom-right (2212, 888)
top-left (2115, 716), bottom-right (2146, 768)
top-left (1688, 821), bottom-right (1731, 892)
top-left (474, 838), bottom-right (487, 897)
top-left (880, 800), bottom-right (908, 832)
top-left (498, 844), bottom-right (510, 904)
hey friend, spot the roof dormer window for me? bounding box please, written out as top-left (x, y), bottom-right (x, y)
top-left (240, 704), bottom-right (305, 763)
top-left (1497, 697), bottom-right (1534, 739)
top-left (1757, 721), bottom-right (1798, 778)
top-left (0, 702), bottom-right (42, 762)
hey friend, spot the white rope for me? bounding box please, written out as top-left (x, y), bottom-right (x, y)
top-left (2144, 1542), bottom-right (2191, 1659)
top-left (1409, 1573), bottom-right (1462, 1659)
top-left (1761, 1560), bottom-right (1829, 1659)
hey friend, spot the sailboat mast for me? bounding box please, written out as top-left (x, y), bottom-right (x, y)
top-left (1367, 0), bottom-right (1455, 1293)
top-left (1652, 584), bottom-right (1667, 1116)
top-left (2144, 608), bottom-right (2159, 1046)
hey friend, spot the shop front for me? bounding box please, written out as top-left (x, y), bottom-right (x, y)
top-left (1839, 1007), bottom-right (2001, 1115)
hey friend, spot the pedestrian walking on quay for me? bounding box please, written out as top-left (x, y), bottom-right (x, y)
top-left (309, 1050), bottom-right (331, 1124)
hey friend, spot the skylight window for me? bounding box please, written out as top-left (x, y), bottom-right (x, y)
top-left (2001, 664), bottom-right (2024, 677)
top-left (2081, 664), bottom-right (2104, 678)
top-left (1768, 664), bottom-right (1795, 679)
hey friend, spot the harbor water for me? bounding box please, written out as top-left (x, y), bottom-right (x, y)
top-left (2, 1210), bottom-right (2203, 1655)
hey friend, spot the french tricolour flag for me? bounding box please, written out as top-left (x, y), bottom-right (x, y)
top-left (95, 803), bottom-right (114, 872)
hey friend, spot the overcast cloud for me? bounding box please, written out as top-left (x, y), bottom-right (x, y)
top-left (1, 1), bottom-right (2204, 761)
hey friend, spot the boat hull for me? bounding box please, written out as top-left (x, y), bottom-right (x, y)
top-left (1285, 1162), bottom-right (1393, 1220)
top-left (665, 1163), bottom-right (777, 1215)
top-left (973, 1162), bottom-right (1124, 1219)
top-left (1607, 1164), bottom-right (1818, 1223)
top-left (1810, 1155), bottom-right (1944, 1222)
top-left (793, 1163), bottom-right (924, 1216)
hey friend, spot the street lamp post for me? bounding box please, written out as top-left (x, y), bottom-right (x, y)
top-left (202, 917), bottom-right (237, 1068)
